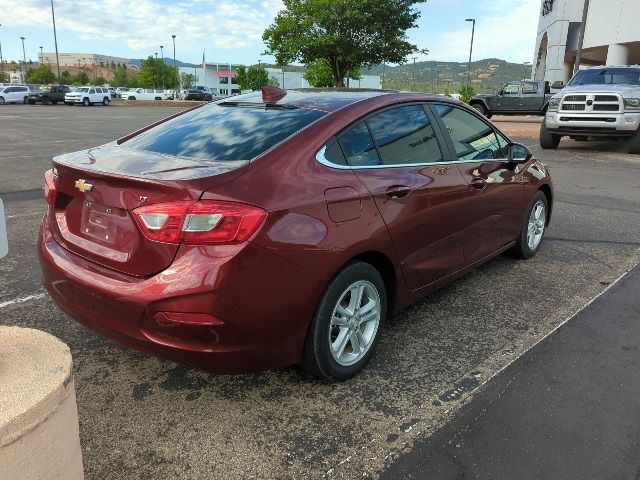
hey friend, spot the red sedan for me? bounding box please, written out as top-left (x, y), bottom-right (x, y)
top-left (39, 87), bottom-right (553, 380)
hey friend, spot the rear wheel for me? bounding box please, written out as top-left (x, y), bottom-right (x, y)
top-left (102, 97), bottom-right (109, 106)
top-left (82, 97), bottom-right (90, 106)
top-left (539, 121), bottom-right (560, 149)
top-left (627, 128), bottom-right (640, 154)
top-left (471, 102), bottom-right (488, 117)
top-left (511, 191), bottom-right (548, 259)
top-left (0, 96), bottom-right (5, 105)
top-left (23, 96), bottom-right (29, 104)
top-left (301, 261), bottom-right (386, 381)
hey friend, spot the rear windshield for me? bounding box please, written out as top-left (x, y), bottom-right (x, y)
top-left (123, 103), bottom-right (326, 161)
top-left (568, 68), bottom-right (640, 86)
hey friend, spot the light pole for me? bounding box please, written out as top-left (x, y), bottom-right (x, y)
top-left (0, 24), bottom-right (4, 79)
top-left (465, 18), bottom-right (475, 85)
top-left (523, 61), bottom-right (531, 80)
top-left (154, 52), bottom-right (158, 88)
top-left (39, 46), bottom-right (43, 64)
top-left (171, 35), bottom-right (177, 97)
top-left (51, 0), bottom-right (61, 81)
top-left (412, 56), bottom-right (418, 92)
top-left (20, 37), bottom-right (27, 82)
top-left (160, 45), bottom-right (165, 89)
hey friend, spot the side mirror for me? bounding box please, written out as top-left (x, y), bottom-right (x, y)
top-left (551, 80), bottom-right (564, 89)
top-left (507, 142), bottom-right (532, 163)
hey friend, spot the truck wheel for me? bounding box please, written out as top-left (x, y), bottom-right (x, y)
top-left (102, 97), bottom-right (109, 106)
top-left (23, 96), bottom-right (29, 104)
top-left (471, 102), bottom-right (488, 117)
top-left (539, 121), bottom-right (560, 149)
top-left (628, 128), bottom-right (640, 154)
top-left (82, 98), bottom-right (90, 106)
top-left (42, 97), bottom-right (50, 105)
top-left (0, 97), bottom-right (5, 105)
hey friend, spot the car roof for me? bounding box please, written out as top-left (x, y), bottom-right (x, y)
top-left (219, 89), bottom-right (455, 113)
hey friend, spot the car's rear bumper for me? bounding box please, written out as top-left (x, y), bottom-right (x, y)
top-left (38, 213), bottom-right (324, 373)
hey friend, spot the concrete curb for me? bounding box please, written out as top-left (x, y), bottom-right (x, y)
top-left (116, 100), bottom-right (205, 107)
top-left (0, 326), bottom-right (84, 480)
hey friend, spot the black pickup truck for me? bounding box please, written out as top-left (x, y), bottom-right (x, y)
top-left (469, 80), bottom-right (555, 118)
top-left (27, 85), bottom-right (70, 105)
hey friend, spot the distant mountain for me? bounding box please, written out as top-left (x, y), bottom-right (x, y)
top-left (363, 58), bottom-right (531, 93)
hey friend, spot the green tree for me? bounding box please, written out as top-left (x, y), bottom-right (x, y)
top-left (91, 76), bottom-right (107, 86)
top-left (74, 70), bottom-right (90, 85)
top-left (458, 83), bottom-right (476, 103)
top-left (0, 71), bottom-right (8, 83)
top-left (235, 64), bottom-right (273, 91)
top-left (112, 67), bottom-right (128, 87)
top-left (26, 65), bottom-right (56, 84)
top-left (263, 0), bottom-right (425, 87)
top-left (180, 72), bottom-right (194, 89)
top-left (303, 59), bottom-right (361, 88)
top-left (137, 56), bottom-right (178, 88)
top-left (110, 61), bottom-right (116, 70)
top-left (60, 70), bottom-right (72, 85)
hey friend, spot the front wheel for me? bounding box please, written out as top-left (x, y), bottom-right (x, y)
top-left (511, 191), bottom-right (548, 259)
top-left (627, 128), bottom-right (640, 154)
top-left (301, 261), bottom-right (387, 381)
top-left (471, 102), bottom-right (488, 117)
top-left (539, 121), bottom-right (560, 149)
top-left (82, 98), bottom-right (90, 106)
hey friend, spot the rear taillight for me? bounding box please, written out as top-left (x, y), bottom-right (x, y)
top-left (132, 200), bottom-right (267, 245)
top-left (44, 169), bottom-right (57, 206)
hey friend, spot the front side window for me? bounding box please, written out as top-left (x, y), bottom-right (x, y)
top-left (501, 83), bottom-right (519, 95)
top-left (124, 103), bottom-right (325, 161)
top-left (366, 105), bottom-right (442, 165)
top-left (433, 104), bottom-right (504, 161)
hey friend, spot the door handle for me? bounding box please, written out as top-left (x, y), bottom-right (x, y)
top-left (385, 186), bottom-right (412, 199)
top-left (470, 177), bottom-right (487, 190)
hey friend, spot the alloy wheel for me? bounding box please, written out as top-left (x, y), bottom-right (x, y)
top-left (329, 280), bottom-right (381, 366)
top-left (527, 200), bottom-right (546, 250)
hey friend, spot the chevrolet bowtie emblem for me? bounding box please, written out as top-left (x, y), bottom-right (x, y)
top-left (75, 179), bottom-right (93, 193)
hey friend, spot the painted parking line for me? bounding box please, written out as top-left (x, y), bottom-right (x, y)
top-left (0, 292), bottom-right (47, 309)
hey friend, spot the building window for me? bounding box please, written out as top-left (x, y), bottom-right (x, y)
top-left (219, 77), bottom-right (229, 84)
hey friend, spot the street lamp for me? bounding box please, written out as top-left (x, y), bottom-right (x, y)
top-left (412, 56), bottom-right (418, 92)
top-left (0, 24), bottom-right (4, 79)
top-left (51, 0), bottom-right (61, 81)
top-left (465, 18), bottom-right (476, 85)
top-left (39, 46), bottom-right (43, 65)
top-left (154, 52), bottom-right (158, 88)
top-left (20, 37), bottom-right (27, 81)
top-left (160, 45), bottom-right (165, 89)
top-left (171, 35), bottom-right (177, 97)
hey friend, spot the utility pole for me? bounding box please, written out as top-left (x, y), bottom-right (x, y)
top-left (381, 61), bottom-right (385, 90)
top-left (39, 46), bottom-right (43, 64)
top-left (171, 35), bottom-right (177, 96)
top-left (412, 57), bottom-right (418, 91)
top-left (51, 0), bottom-right (61, 81)
top-left (574, 0), bottom-right (590, 75)
top-left (0, 24), bottom-right (4, 79)
top-left (160, 45), bottom-right (165, 89)
top-left (154, 52), bottom-right (158, 88)
top-left (20, 37), bottom-right (27, 82)
top-left (465, 18), bottom-right (476, 85)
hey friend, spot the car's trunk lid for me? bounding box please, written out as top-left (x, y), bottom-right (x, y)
top-left (49, 144), bottom-right (248, 277)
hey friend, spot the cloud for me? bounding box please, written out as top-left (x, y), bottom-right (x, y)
top-left (1, 0), bottom-right (284, 52)
top-left (418, 0), bottom-right (539, 63)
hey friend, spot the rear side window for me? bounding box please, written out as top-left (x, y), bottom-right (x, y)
top-left (433, 104), bottom-right (504, 160)
top-left (366, 105), bottom-right (442, 165)
top-left (124, 104), bottom-right (325, 161)
top-left (339, 123), bottom-right (380, 166)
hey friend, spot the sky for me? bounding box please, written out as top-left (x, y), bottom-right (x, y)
top-left (0, 0), bottom-right (540, 66)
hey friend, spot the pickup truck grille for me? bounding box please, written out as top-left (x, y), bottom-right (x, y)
top-left (559, 93), bottom-right (621, 114)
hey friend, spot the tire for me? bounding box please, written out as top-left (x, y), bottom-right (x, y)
top-left (0, 97), bottom-right (4, 105)
top-left (510, 191), bottom-right (548, 259)
top-left (51, 100), bottom-right (58, 105)
top-left (128, 96), bottom-right (136, 101)
top-left (627, 128), bottom-right (640, 154)
top-left (301, 261), bottom-right (387, 381)
top-left (539, 121), bottom-right (560, 149)
top-left (42, 97), bottom-right (50, 105)
top-left (471, 102), bottom-right (488, 117)
top-left (82, 97), bottom-right (90, 106)
top-left (102, 97), bottom-right (109, 106)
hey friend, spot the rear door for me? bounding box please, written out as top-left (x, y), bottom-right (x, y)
top-left (519, 81), bottom-right (542, 112)
top-left (429, 103), bottom-right (525, 265)
top-left (496, 82), bottom-right (520, 112)
top-left (341, 104), bottom-right (470, 290)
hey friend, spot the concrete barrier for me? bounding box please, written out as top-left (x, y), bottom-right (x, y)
top-left (0, 326), bottom-right (84, 480)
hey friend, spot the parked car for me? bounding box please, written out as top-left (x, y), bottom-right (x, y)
top-left (0, 85), bottom-right (30, 104)
top-left (540, 65), bottom-right (640, 153)
top-left (469, 80), bottom-right (555, 118)
top-left (184, 89), bottom-right (212, 101)
top-left (107, 87), bottom-right (117, 98)
top-left (116, 87), bottom-right (130, 98)
top-left (27, 85), bottom-right (70, 105)
top-left (38, 88), bottom-right (553, 381)
top-left (65, 87), bottom-right (111, 106)
top-left (124, 88), bottom-right (168, 101)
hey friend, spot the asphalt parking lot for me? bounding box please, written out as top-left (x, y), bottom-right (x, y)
top-left (1, 104), bottom-right (639, 479)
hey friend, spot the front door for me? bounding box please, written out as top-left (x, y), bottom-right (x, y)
top-left (338, 104), bottom-right (470, 290)
top-left (496, 82), bottom-right (521, 112)
top-left (430, 104), bottom-right (525, 264)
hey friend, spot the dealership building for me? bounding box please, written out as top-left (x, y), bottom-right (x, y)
top-left (532, 0), bottom-right (640, 83)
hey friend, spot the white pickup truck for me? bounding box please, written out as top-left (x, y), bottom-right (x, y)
top-left (123, 88), bottom-right (172, 101)
top-left (540, 66), bottom-right (640, 153)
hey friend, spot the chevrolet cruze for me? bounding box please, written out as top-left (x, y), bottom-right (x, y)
top-left (39, 87), bottom-right (553, 380)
